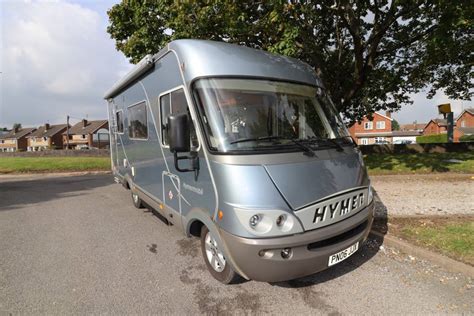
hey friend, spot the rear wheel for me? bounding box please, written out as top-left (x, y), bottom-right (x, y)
top-left (131, 191), bottom-right (144, 209)
top-left (200, 225), bottom-right (239, 284)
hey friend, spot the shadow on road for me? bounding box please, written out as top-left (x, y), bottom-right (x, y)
top-left (273, 190), bottom-right (388, 288)
top-left (0, 174), bottom-right (112, 211)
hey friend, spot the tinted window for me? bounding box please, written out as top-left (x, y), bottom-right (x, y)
top-left (128, 102), bottom-right (148, 139)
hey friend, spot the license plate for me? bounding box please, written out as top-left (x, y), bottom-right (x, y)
top-left (328, 242), bottom-right (359, 267)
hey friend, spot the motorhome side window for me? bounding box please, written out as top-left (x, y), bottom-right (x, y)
top-left (128, 101), bottom-right (148, 139)
top-left (116, 110), bottom-right (124, 133)
top-left (160, 88), bottom-right (198, 148)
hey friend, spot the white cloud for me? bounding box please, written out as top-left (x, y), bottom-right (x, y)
top-left (0, 0), bottom-right (132, 127)
top-left (392, 90), bottom-right (473, 124)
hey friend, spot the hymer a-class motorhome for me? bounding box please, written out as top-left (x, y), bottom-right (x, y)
top-left (104, 40), bottom-right (374, 284)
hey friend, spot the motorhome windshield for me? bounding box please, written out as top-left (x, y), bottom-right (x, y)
top-left (193, 78), bottom-right (350, 153)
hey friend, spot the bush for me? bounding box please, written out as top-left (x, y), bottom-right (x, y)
top-left (416, 134), bottom-right (448, 144)
top-left (459, 134), bottom-right (474, 142)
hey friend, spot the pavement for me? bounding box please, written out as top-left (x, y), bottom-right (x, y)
top-left (0, 174), bottom-right (473, 314)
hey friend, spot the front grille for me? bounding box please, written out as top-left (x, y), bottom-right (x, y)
top-left (307, 220), bottom-right (368, 251)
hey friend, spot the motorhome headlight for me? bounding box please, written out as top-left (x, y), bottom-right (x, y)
top-left (368, 185), bottom-right (374, 204)
top-left (249, 214), bottom-right (261, 227)
top-left (234, 208), bottom-right (304, 237)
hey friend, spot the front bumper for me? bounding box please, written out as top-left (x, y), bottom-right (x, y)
top-left (220, 202), bottom-right (374, 282)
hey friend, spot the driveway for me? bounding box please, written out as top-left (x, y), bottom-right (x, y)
top-left (0, 174), bottom-right (472, 314)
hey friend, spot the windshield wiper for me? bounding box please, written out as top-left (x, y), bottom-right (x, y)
top-left (229, 136), bottom-right (283, 144)
top-left (230, 136), bottom-right (315, 157)
top-left (306, 137), bottom-right (344, 152)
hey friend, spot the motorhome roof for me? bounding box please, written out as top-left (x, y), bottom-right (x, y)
top-left (104, 39), bottom-right (321, 99)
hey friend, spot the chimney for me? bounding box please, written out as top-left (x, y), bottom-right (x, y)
top-left (82, 119), bottom-right (88, 128)
top-left (385, 111), bottom-right (392, 118)
top-left (13, 127), bottom-right (19, 134)
top-left (45, 123), bottom-right (50, 130)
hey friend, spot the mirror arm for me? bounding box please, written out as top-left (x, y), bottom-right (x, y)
top-left (173, 152), bottom-right (200, 180)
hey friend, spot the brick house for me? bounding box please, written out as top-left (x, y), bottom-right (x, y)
top-left (63, 119), bottom-right (109, 149)
top-left (454, 108), bottom-right (474, 142)
top-left (422, 119), bottom-right (447, 135)
top-left (26, 123), bottom-right (68, 151)
top-left (348, 112), bottom-right (393, 145)
top-left (399, 123), bottom-right (426, 132)
top-left (0, 127), bottom-right (36, 152)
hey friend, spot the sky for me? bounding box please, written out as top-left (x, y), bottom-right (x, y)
top-left (0, 0), bottom-right (472, 128)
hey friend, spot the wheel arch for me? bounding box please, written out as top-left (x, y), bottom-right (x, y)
top-left (184, 208), bottom-right (249, 280)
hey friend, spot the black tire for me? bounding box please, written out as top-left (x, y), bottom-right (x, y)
top-left (200, 225), bottom-right (239, 284)
top-left (131, 191), bottom-right (144, 209)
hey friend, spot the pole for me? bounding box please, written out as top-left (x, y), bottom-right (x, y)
top-left (66, 115), bottom-right (70, 150)
top-left (447, 112), bottom-right (454, 143)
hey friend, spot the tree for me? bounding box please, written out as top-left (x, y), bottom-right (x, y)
top-left (12, 123), bottom-right (22, 130)
top-left (392, 119), bottom-right (400, 131)
top-left (107, 0), bottom-right (473, 123)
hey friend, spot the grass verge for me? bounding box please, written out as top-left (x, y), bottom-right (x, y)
top-left (0, 157), bottom-right (111, 174)
top-left (365, 152), bottom-right (474, 175)
top-left (389, 216), bottom-right (474, 266)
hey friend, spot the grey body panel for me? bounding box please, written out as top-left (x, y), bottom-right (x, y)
top-left (168, 40), bottom-right (321, 87)
top-left (264, 151), bottom-right (369, 210)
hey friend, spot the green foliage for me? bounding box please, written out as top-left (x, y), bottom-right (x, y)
top-left (364, 151), bottom-right (474, 174)
top-left (391, 119), bottom-right (400, 131)
top-left (107, 0), bottom-right (473, 123)
top-left (400, 220), bottom-right (474, 264)
top-left (459, 134), bottom-right (474, 142)
top-left (12, 123), bottom-right (22, 130)
top-left (416, 134), bottom-right (448, 144)
top-left (0, 157), bottom-right (111, 174)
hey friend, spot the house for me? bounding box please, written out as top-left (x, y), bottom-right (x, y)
top-left (399, 123), bottom-right (426, 132)
top-left (0, 127), bottom-right (36, 152)
top-left (454, 108), bottom-right (474, 142)
top-left (63, 119), bottom-right (109, 149)
top-left (392, 130), bottom-right (422, 144)
top-left (422, 119), bottom-right (447, 135)
top-left (26, 123), bottom-right (68, 151)
top-left (348, 112), bottom-right (393, 145)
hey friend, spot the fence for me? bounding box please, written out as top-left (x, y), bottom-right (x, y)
top-left (359, 142), bottom-right (474, 154)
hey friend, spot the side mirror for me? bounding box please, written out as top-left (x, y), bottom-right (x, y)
top-left (167, 113), bottom-right (199, 178)
top-left (168, 113), bottom-right (190, 153)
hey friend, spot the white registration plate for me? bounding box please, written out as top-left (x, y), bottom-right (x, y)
top-left (328, 242), bottom-right (359, 267)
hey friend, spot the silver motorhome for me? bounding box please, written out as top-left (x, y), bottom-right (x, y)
top-left (104, 40), bottom-right (374, 283)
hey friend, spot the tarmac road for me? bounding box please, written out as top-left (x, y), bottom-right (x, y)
top-left (0, 174), bottom-right (472, 314)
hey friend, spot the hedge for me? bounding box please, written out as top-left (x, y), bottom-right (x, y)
top-left (416, 134), bottom-right (448, 144)
top-left (459, 134), bottom-right (474, 142)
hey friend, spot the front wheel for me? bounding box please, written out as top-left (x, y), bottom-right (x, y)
top-left (200, 225), bottom-right (239, 284)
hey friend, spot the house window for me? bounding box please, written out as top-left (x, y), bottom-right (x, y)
top-left (116, 110), bottom-right (124, 133)
top-left (160, 88), bottom-right (198, 148)
top-left (461, 120), bottom-right (466, 127)
top-left (128, 101), bottom-right (148, 139)
top-left (364, 122), bottom-right (373, 130)
top-left (376, 121), bottom-right (386, 129)
top-left (81, 135), bottom-right (87, 139)
top-left (375, 137), bottom-right (386, 144)
top-left (360, 138), bottom-right (369, 145)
